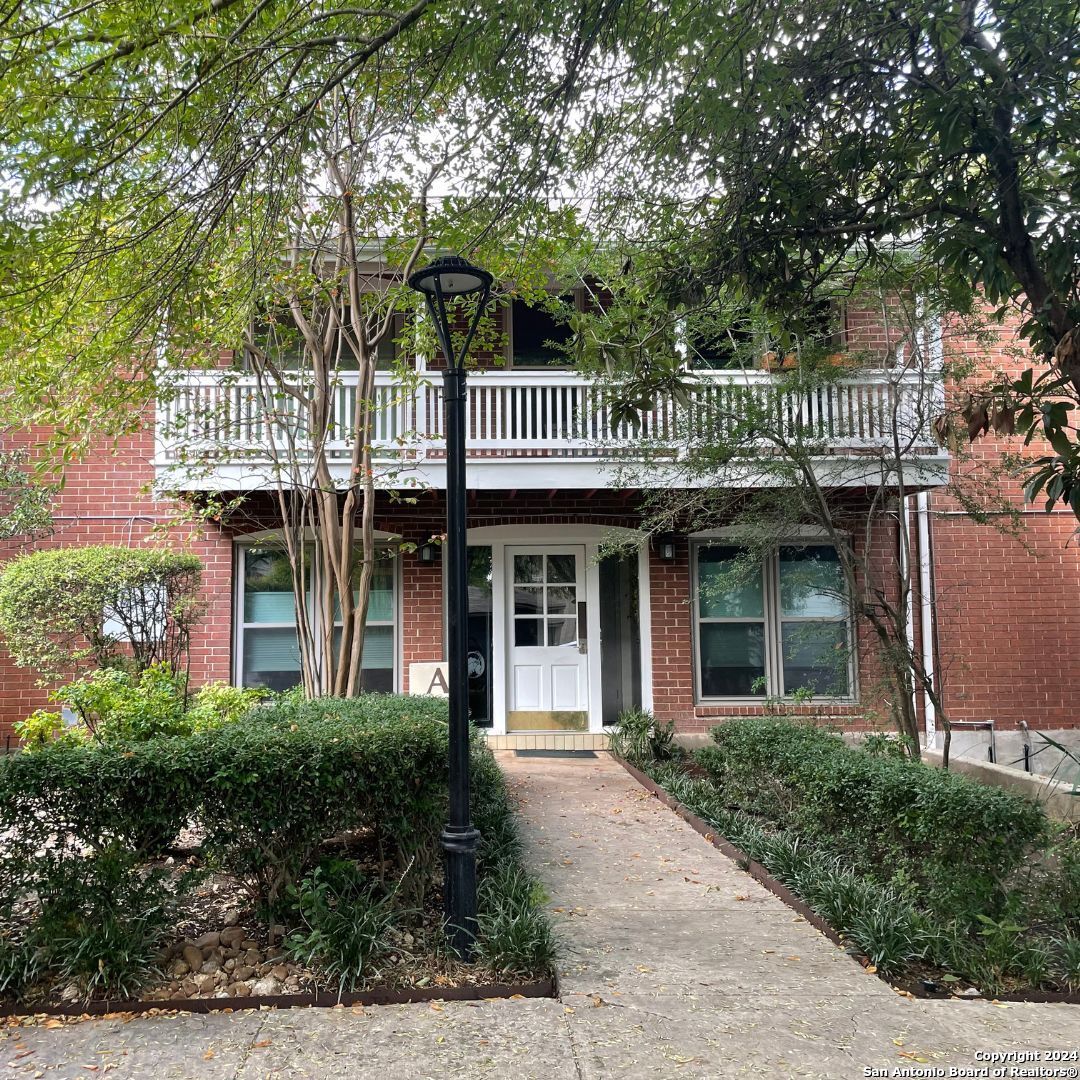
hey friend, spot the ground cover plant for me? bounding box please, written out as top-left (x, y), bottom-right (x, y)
top-left (0, 693), bottom-right (555, 1005)
top-left (621, 714), bottom-right (1080, 997)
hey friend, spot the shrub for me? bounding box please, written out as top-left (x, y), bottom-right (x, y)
top-left (0, 545), bottom-right (205, 682)
top-left (607, 708), bottom-right (678, 768)
top-left (18, 667), bottom-right (267, 750)
top-left (284, 861), bottom-right (403, 993)
top-left (30, 846), bottom-right (181, 1000)
top-left (196, 695), bottom-right (448, 911)
top-left (697, 717), bottom-right (1049, 916)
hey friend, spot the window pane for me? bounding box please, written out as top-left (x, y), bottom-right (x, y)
top-left (546, 586), bottom-right (577, 615)
top-left (511, 296), bottom-right (574, 367)
top-left (779, 546), bottom-right (846, 618)
top-left (242, 627), bottom-right (301, 691)
top-left (546, 554), bottom-right (575, 583)
top-left (781, 622), bottom-right (849, 696)
top-left (699, 623), bottom-right (766, 697)
top-left (514, 586), bottom-right (543, 615)
top-left (338, 558), bottom-right (395, 622)
top-left (514, 554), bottom-right (543, 583)
top-left (330, 626), bottom-right (395, 693)
top-left (244, 550), bottom-right (298, 623)
top-left (514, 619), bottom-right (541, 646)
top-left (697, 547), bottom-right (763, 619)
top-left (547, 618), bottom-right (578, 647)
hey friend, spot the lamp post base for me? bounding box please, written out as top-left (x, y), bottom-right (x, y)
top-left (442, 824), bottom-right (481, 959)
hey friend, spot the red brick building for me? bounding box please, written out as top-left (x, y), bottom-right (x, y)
top-left (0, 297), bottom-right (1075, 756)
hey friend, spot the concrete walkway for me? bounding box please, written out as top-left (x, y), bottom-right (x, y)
top-left (4, 753), bottom-right (1080, 1078)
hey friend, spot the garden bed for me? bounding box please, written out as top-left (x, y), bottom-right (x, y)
top-left (613, 716), bottom-right (1080, 1004)
top-left (0, 693), bottom-right (556, 1013)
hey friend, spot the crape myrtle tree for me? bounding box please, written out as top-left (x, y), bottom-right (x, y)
top-left (573, 254), bottom-right (1018, 760)
top-left (0, 0), bottom-right (625, 463)
top-left (164, 93), bottom-right (584, 697)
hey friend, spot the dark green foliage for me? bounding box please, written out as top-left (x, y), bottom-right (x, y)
top-left (183, 695), bottom-right (449, 910)
top-left (470, 735), bottom-right (557, 976)
top-left (284, 860), bottom-right (403, 993)
top-left (607, 708), bottom-right (679, 769)
top-left (697, 718), bottom-right (1049, 916)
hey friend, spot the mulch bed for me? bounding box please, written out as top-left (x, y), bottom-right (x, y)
top-left (615, 755), bottom-right (1080, 1006)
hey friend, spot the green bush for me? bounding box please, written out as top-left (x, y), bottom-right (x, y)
top-left (0, 545), bottom-right (204, 682)
top-left (284, 860), bottom-right (403, 993)
top-left (607, 708), bottom-right (678, 768)
top-left (194, 695), bottom-right (449, 911)
top-left (697, 717), bottom-right (1049, 916)
top-left (18, 666), bottom-right (268, 750)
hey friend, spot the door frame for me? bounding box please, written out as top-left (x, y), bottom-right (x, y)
top-left (465, 524), bottom-right (653, 735)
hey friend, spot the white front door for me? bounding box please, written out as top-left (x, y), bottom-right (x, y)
top-left (506, 546), bottom-right (589, 730)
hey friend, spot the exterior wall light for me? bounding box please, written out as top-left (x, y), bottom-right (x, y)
top-left (654, 533), bottom-right (678, 561)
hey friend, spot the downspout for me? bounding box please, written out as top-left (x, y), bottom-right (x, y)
top-left (899, 496), bottom-right (918, 733)
top-left (916, 491), bottom-right (937, 750)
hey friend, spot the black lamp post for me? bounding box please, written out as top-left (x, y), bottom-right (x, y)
top-left (407, 254), bottom-right (493, 959)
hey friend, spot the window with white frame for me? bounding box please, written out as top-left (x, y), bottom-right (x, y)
top-left (237, 546), bottom-right (396, 692)
top-left (692, 542), bottom-right (852, 700)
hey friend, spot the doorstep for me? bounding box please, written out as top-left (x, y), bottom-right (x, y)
top-left (483, 732), bottom-right (611, 752)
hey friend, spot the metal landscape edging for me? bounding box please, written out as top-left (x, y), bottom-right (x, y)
top-left (0, 977), bottom-right (556, 1019)
top-left (613, 755), bottom-right (1080, 1006)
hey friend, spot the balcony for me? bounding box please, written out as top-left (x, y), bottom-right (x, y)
top-left (153, 368), bottom-right (949, 491)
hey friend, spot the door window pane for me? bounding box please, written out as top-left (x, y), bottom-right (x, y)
top-left (546, 554), bottom-right (576, 583)
top-left (699, 624), bottom-right (766, 697)
top-left (514, 586), bottom-right (543, 615)
top-left (779, 546), bottom-right (846, 618)
top-left (697, 546), bottom-right (763, 619)
top-left (514, 554), bottom-right (543, 583)
top-left (514, 619), bottom-right (541, 647)
top-left (547, 618), bottom-right (578, 647)
top-left (781, 622), bottom-right (849, 696)
top-left (546, 586), bottom-right (577, 615)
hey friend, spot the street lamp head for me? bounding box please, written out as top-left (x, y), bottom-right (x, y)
top-left (408, 255), bottom-right (493, 298)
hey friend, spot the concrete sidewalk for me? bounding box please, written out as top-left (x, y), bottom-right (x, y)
top-left (3, 752), bottom-right (1079, 1078)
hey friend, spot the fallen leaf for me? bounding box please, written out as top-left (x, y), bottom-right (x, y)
top-left (203, 1050), bottom-right (215, 1061)
top-left (252, 1039), bottom-right (272, 1048)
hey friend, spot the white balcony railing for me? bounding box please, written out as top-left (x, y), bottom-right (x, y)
top-left (154, 368), bottom-right (942, 485)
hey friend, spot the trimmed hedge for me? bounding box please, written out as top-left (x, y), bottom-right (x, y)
top-left (0, 695), bottom-right (449, 913)
top-left (697, 718), bottom-right (1049, 915)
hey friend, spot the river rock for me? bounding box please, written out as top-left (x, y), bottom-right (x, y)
top-left (251, 975), bottom-right (282, 997)
top-left (195, 973), bottom-right (217, 994)
top-left (223, 909), bottom-right (240, 927)
top-left (182, 944), bottom-right (203, 971)
top-left (220, 927), bottom-right (246, 949)
top-left (229, 981), bottom-right (251, 997)
top-left (242, 948), bottom-right (261, 966)
top-left (166, 959), bottom-right (190, 979)
top-left (193, 931), bottom-right (221, 950)
top-left (233, 965), bottom-right (255, 981)
top-left (240, 939), bottom-right (259, 952)
top-left (200, 958), bottom-right (221, 975)
top-left (270, 964), bottom-right (289, 981)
